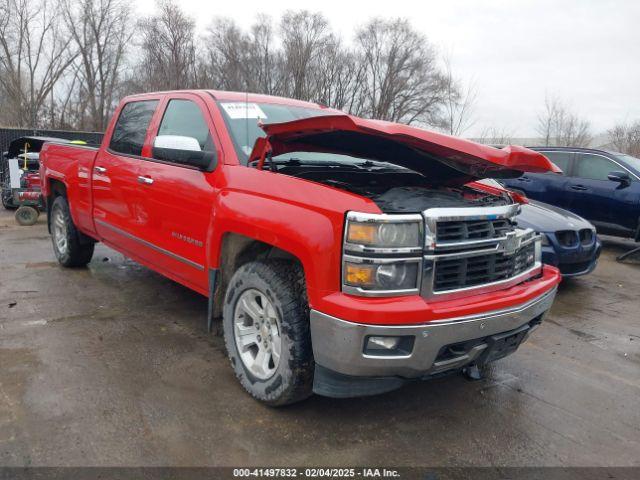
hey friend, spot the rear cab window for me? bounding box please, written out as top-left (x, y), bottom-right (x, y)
top-left (109, 100), bottom-right (158, 156)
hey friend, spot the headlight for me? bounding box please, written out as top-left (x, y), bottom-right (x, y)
top-left (345, 212), bottom-right (422, 251)
top-left (346, 221), bottom-right (421, 248)
top-left (343, 212), bottom-right (423, 296)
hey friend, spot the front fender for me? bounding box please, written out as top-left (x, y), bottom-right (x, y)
top-left (210, 191), bottom-right (343, 306)
top-left (206, 166), bottom-right (381, 307)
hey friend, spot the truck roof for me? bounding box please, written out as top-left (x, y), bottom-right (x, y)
top-left (122, 89), bottom-right (337, 112)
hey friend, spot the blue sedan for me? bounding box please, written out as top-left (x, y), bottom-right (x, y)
top-left (516, 200), bottom-right (601, 277)
top-left (480, 179), bottom-right (601, 277)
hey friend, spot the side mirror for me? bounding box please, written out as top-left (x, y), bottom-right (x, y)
top-left (152, 135), bottom-right (216, 170)
top-left (607, 170), bottom-right (630, 185)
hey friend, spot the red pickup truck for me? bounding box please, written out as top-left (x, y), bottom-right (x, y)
top-left (40, 90), bottom-right (561, 405)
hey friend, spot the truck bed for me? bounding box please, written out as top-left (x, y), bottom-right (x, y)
top-left (40, 142), bottom-right (100, 236)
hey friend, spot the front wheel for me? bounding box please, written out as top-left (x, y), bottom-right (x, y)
top-left (50, 196), bottom-right (95, 267)
top-left (223, 260), bottom-right (314, 406)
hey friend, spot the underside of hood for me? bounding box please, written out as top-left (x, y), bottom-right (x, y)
top-left (249, 114), bottom-right (561, 185)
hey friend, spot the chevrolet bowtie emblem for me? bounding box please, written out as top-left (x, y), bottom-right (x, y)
top-left (501, 231), bottom-right (519, 255)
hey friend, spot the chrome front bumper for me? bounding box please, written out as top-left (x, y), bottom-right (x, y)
top-left (310, 287), bottom-right (557, 379)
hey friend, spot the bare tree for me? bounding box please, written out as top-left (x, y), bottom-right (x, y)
top-left (202, 18), bottom-right (251, 91)
top-left (0, 4), bottom-right (473, 133)
top-left (608, 120), bottom-right (640, 157)
top-left (248, 15), bottom-right (281, 95)
top-left (536, 94), bottom-right (591, 147)
top-left (279, 10), bottom-right (335, 101)
top-left (62, 0), bottom-right (133, 131)
top-left (354, 18), bottom-right (447, 125)
top-left (135, 0), bottom-right (197, 91)
top-left (0, 0), bottom-right (77, 127)
top-left (201, 11), bottom-right (366, 111)
top-left (441, 56), bottom-right (477, 136)
top-left (475, 127), bottom-right (514, 146)
top-left (314, 42), bottom-right (366, 112)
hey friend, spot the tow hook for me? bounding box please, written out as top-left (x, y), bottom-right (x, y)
top-left (463, 363), bottom-right (483, 381)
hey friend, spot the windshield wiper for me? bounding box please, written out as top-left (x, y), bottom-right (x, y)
top-left (250, 157), bottom-right (361, 168)
top-left (249, 157), bottom-right (409, 173)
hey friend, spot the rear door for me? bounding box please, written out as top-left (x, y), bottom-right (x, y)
top-left (507, 150), bottom-right (574, 208)
top-left (565, 152), bottom-right (637, 232)
top-left (134, 93), bottom-right (219, 293)
top-left (92, 99), bottom-right (159, 250)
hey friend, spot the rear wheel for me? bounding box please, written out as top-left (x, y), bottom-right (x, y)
top-left (15, 206), bottom-right (39, 226)
top-left (50, 196), bottom-right (94, 267)
top-left (223, 260), bottom-right (314, 406)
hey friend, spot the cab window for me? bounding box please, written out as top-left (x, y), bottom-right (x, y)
top-left (109, 100), bottom-right (158, 156)
top-left (574, 153), bottom-right (618, 181)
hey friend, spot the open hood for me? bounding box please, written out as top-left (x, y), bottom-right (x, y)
top-left (249, 114), bottom-right (561, 185)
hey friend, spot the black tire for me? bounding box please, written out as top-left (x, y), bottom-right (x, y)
top-left (223, 260), bottom-right (314, 406)
top-left (15, 206), bottom-right (39, 226)
top-left (2, 194), bottom-right (17, 210)
top-left (50, 195), bottom-right (95, 267)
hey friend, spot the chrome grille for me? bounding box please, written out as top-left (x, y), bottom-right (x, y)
top-left (421, 204), bottom-right (542, 300)
top-left (434, 242), bottom-right (536, 291)
top-left (436, 218), bottom-right (512, 243)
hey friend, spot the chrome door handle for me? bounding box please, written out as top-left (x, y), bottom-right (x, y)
top-left (94, 166), bottom-right (107, 173)
top-left (137, 176), bottom-right (154, 185)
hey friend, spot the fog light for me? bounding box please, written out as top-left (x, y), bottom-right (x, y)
top-left (367, 336), bottom-right (401, 350)
top-left (364, 335), bottom-right (415, 357)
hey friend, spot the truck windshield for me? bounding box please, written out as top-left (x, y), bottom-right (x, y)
top-left (217, 101), bottom-right (335, 164)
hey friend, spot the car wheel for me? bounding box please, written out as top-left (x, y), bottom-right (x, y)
top-left (50, 196), bottom-right (95, 267)
top-left (223, 260), bottom-right (314, 406)
top-left (14, 205), bottom-right (39, 226)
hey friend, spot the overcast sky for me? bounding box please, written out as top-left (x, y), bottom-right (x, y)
top-left (136, 0), bottom-right (640, 137)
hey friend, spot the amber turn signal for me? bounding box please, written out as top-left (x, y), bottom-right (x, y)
top-left (344, 263), bottom-right (376, 287)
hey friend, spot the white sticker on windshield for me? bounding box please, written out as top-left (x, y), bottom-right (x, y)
top-left (221, 102), bottom-right (267, 120)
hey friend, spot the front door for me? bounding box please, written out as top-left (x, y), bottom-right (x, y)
top-left (135, 94), bottom-right (218, 293)
top-left (565, 152), bottom-right (637, 233)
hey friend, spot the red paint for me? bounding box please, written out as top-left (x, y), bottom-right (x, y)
top-left (24, 172), bottom-right (41, 190)
top-left (40, 90), bottom-right (560, 324)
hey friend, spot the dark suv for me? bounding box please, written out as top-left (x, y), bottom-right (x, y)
top-left (502, 147), bottom-right (640, 240)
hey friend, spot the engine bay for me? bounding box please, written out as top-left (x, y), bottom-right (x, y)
top-left (276, 164), bottom-right (512, 213)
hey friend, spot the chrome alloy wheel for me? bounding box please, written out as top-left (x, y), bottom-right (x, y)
top-left (52, 205), bottom-right (68, 255)
top-left (233, 289), bottom-right (282, 380)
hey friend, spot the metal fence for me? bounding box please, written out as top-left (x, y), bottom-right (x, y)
top-left (0, 127), bottom-right (104, 155)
